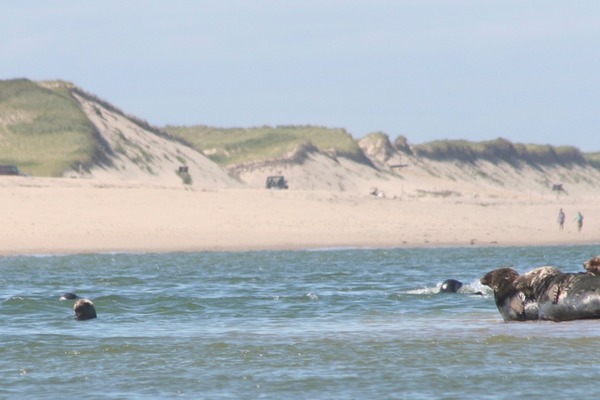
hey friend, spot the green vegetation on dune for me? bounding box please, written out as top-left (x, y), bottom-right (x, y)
top-left (0, 79), bottom-right (98, 176)
top-left (1, 77), bottom-right (598, 180)
top-left (164, 125), bottom-right (365, 166)
top-left (514, 143), bottom-right (585, 165)
top-left (413, 137), bottom-right (586, 166)
top-left (413, 138), bottom-right (518, 163)
top-left (360, 131), bottom-right (390, 145)
top-left (585, 152), bottom-right (600, 169)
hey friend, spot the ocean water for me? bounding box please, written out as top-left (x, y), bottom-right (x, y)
top-left (1, 245), bottom-right (600, 399)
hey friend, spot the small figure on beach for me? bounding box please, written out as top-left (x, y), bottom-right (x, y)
top-left (557, 208), bottom-right (565, 231)
top-left (575, 211), bottom-right (584, 232)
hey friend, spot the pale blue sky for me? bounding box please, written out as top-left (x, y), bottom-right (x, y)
top-left (2, 1), bottom-right (600, 151)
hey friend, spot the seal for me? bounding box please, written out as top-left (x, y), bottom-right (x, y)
top-left (439, 279), bottom-right (463, 293)
top-left (513, 266), bottom-right (565, 304)
top-left (480, 267), bottom-right (538, 322)
top-left (583, 256), bottom-right (600, 275)
top-left (73, 299), bottom-right (97, 320)
top-left (515, 266), bottom-right (600, 322)
top-left (60, 292), bottom-right (80, 301)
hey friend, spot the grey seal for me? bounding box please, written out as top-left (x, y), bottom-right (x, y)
top-left (439, 279), bottom-right (463, 293)
top-left (515, 266), bottom-right (600, 322)
top-left (480, 267), bottom-right (538, 322)
top-left (73, 299), bottom-right (97, 320)
top-left (583, 256), bottom-right (600, 275)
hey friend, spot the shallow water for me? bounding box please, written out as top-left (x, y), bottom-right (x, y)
top-left (1, 245), bottom-right (600, 399)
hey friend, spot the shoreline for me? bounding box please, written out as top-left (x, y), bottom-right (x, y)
top-left (1, 240), bottom-right (598, 258)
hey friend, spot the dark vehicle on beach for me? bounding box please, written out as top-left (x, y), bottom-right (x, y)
top-left (265, 175), bottom-right (288, 189)
top-left (0, 165), bottom-right (20, 176)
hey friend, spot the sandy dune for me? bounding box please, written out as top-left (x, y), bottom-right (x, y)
top-left (70, 92), bottom-right (241, 189)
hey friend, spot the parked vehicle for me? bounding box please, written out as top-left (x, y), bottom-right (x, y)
top-left (0, 165), bottom-right (20, 176)
top-left (265, 176), bottom-right (288, 189)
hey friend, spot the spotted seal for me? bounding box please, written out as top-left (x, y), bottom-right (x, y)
top-left (583, 256), bottom-right (600, 275)
top-left (515, 266), bottom-right (600, 322)
top-left (480, 267), bottom-right (538, 322)
top-left (513, 266), bottom-right (565, 304)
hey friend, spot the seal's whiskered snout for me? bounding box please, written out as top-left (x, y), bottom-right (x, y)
top-left (480, 267), bottom-right (519, 290)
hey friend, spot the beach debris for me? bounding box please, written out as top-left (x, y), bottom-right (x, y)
top-left (552, 183), bottom-right (567, 198)
top-left (369, 187), bottom-right (385, 198)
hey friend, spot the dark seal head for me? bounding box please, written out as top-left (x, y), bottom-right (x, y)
top-left (73, 299), bottom-right (97, 320)
top-left (583, 256), bottom-right (600, 275)
top-left (439, 279), bottom-right (463, 293)
top-left (60, 292), bottom-right (80, 301)
top-left (480, 267), bottom-right (520, 295)
top-left (481, 267), bottom-right (538, 321)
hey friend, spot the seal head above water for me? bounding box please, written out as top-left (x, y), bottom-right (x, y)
top-left (439, 279), bottom-right (463, 293)
top-left (60, 292), bottom-right (80, 301)
top-left (73, 299), bottom-right (97, 320)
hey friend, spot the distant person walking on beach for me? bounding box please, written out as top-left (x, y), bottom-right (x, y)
top-left (575, 211), bottom-right (584, 232)
top-left (557, 208), bottom-right (565, 231)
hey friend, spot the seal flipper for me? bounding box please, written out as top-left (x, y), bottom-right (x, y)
top-left (510, 293), bottom-right (526, 320)
top-left (548, 284), bottom-right (561, 304)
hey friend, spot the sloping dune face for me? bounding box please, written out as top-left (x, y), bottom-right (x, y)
top-left (71, 92), bottom-right (241, 190)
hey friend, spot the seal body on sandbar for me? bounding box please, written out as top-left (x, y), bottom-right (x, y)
top-left (515, 266), bottom-right (600, 322)
top-left (513, 266), bottom-right (564, 305)
top-left (480, 267), bottom-right (538, 322)
top-left (73, 299), bottom-right (97, 320)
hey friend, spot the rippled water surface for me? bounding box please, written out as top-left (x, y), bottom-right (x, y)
top-left (1, 245), bottom-right (600, 399)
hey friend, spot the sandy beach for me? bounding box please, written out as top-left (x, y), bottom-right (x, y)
top-left (0, 176), bottom-right (597, 256)
top-left (2, 83), bottom-right (597, 256)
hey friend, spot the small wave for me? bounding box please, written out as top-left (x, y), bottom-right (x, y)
top-left (402, 280), bottom-right (492, 296)
top-left (305, 293), bottom-right (319, 300)
top-left (405, 287), bottom-right (438, 295)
